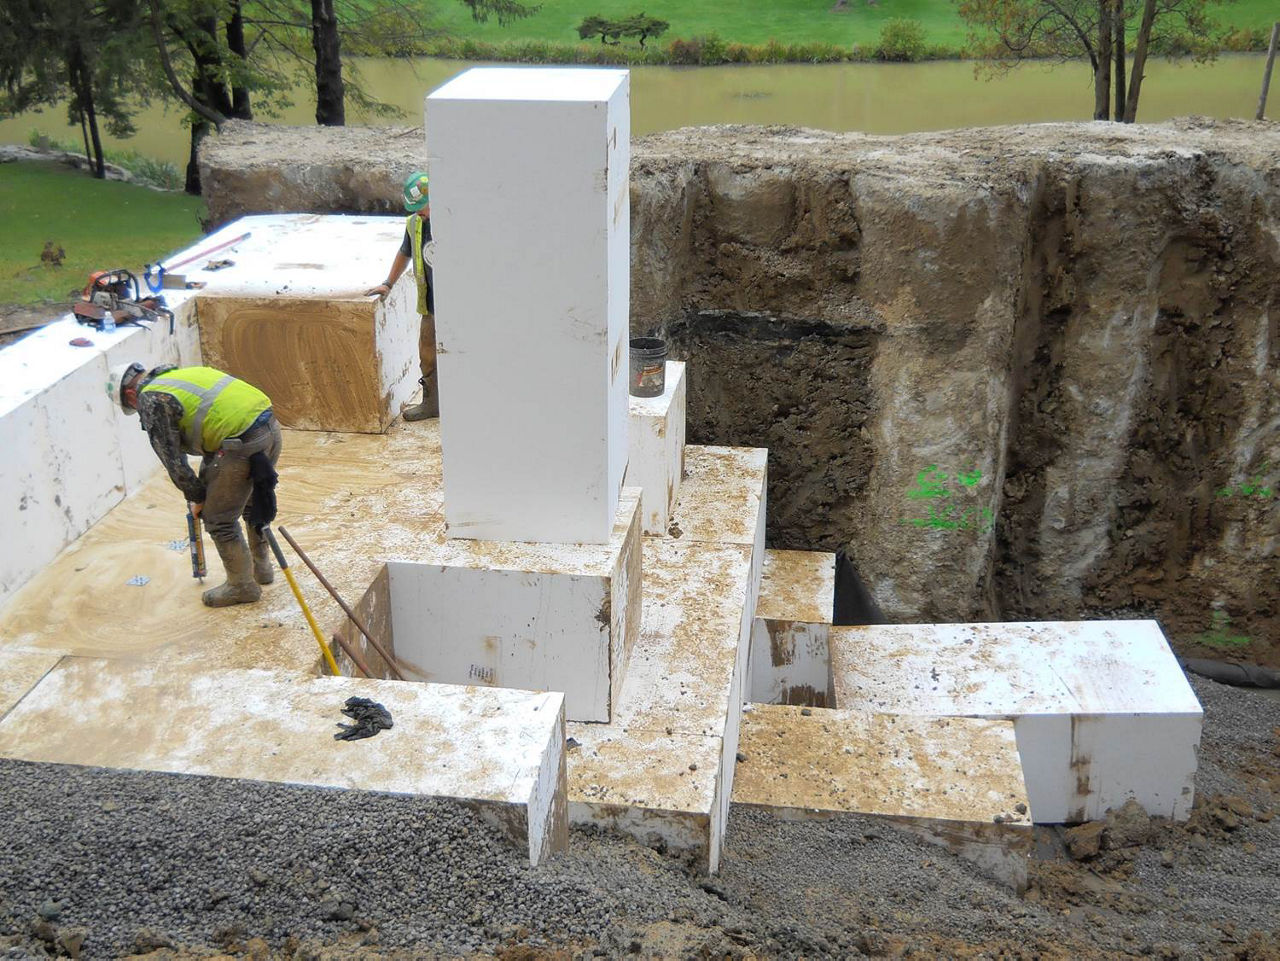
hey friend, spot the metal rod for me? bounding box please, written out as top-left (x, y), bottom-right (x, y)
top-left (1258, 22), bottom-right (1279, 121)
top-left (277, 525), bottom-right (406, 681)
top-left (166, 231), bottom-right (251, 272)
top-left (331, 631), bottom-right (374, 679)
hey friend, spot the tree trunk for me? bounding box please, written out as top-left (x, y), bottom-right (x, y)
top-left (1113, 0), bottom-right (1127, 122)
top-left (311, 0), bottom-right (345, 125)
top-left (1124, 0), bottom-right (1158, 122)
top-left (225, 0), bottom-right (253, 120)
top-left (69, 44), bottom-right (106, 178)
top-left (186, 118), bottom-right (208, 195)
top-left (1094, 0), bottom-right (1113, 120)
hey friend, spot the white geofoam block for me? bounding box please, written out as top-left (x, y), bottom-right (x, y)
top-left (0, 310), bottom-right (198, 609)
top-left (626, 361), bottom-right (686, 535)
top-left (428, 68), bottom-right (630, 544)
top-left (189, 216), bottom-right (420, 433)
top-left (384, 489), bottom-right (643, 722)
top-left (830, 620), bottom-right (1204, 822)
top-left (0, 661), bottom-right (569, 866)
top-left (748, 550), bottom-right (836, 707)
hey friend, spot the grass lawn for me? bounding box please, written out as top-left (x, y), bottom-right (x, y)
top-left (0, 162), bottom-right (205, 308)
top-left (433, 0), bottom-right (973, 49)
top-left (429, 0), bottom-right (1276, 51)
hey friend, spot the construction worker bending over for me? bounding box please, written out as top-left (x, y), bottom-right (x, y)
top-left (366, 170), bottom-right (436, 421)
top-left (108, 362), bottom-right (282, 608)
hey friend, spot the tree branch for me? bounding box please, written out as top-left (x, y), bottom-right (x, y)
top-left (147, 0), bottom-right (226, 126)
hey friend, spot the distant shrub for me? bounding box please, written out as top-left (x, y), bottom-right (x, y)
top-left (1220, 26), bottom-right (1270, 52)
top-left (668, 37), bottom-right (701, 64)
top-left (758, 38), bottom-right (789, 63)
top-left (876, 18), bottom-right (927, 62)
top-left (699, 34), bottom-right (728, 64)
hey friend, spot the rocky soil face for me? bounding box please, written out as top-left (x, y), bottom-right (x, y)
top-left (1, 677), bottom-right (1277, 959)
top-left (200, 118), bottom-right (1280, 665)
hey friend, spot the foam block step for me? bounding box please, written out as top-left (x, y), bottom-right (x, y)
top-left (830, 620), bottom-right (1203, 823)
top-left (0, 651), bottom-right (61, 719)
top-left (365, 489), bottom-right (643, 723)
top-left (191, 215), bottom-right (421, 433)
top-left (626, 361), bottom-right (686, 535)
top-left (748, 549), bottom-right (835, 707)
top-left (731, 704), bottom-right (1032, 890)
top-left (568, 534), bottom-right (760, 873)
top-left (0, 659), bottom-right (568, 865)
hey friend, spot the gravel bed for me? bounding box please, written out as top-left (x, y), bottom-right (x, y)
top-left (1, 674), bottom-right (1277, 959)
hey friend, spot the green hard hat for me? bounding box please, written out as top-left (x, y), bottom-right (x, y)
top-left (402, 171), bottom-right (430, 211)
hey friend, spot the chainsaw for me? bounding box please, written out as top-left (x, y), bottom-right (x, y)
top-left (73, 269), bottom-right (175, 335)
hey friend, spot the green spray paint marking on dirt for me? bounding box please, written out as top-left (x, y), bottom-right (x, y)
top-left (1215, 462), bottom-right (1275, 500)
top-left (905, 465), bottom-right (954, 500)
top-left (901, 465), bottom-right (993, 533)
top-left (1195, 610), bottom-right (1252, 650)
top-left (903, 504), bottom-right (994, 532)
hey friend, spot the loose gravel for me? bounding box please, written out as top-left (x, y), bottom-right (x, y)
top-left (1, 674), bottom-right (1277, 959)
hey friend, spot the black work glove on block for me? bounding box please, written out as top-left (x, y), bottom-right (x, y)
top-left (334, 696), bottom-right (394, 741)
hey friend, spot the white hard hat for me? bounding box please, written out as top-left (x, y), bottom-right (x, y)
top-left (106, 362), bottom-right (145, 414)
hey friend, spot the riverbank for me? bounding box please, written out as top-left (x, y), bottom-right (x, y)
top-left (405, 22), bottom-right (1274, 66)
top-left (2, 54), bottom-right (1272, 173)
top-left (409, 0), bottom-right (1278, 64)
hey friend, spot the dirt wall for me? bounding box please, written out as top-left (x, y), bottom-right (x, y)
top-left (201, 118), bottom-right (1280, 662)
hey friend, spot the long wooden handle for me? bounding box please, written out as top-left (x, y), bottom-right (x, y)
top-left (277, 526), bottom-right (406, 681)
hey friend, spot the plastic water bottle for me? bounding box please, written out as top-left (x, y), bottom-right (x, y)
top-left (102, 312), bottom-right (116, 334)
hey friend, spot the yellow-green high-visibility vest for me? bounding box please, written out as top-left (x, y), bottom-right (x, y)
top-left (141, 366), bottom-right (270, 455)
top-left (407, 213), bottom-right (431, 316)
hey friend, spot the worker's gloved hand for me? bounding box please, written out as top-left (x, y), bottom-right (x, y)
top-left (334, 696), bottom-right (393, 741)
top-left (364, 283), bottom-right (390, 299)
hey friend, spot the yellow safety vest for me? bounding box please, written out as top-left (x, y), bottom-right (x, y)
top-left (407, 213), bottom-right (431, 316)
top-left (142, 366), bottom-right (270, 455)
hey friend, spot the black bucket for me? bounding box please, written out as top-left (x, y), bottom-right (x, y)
top-left (629, 337), bottom-right (668, 397)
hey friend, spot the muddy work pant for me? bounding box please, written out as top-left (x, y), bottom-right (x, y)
top-left (200, 414), bottom-right (284, 544)
top-left (420, 311), bottom-right (438, 408)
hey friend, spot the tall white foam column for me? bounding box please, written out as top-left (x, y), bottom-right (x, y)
top-left (428, 68), bottom-right (630, 544)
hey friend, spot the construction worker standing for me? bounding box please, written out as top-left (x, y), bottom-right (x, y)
top-left (107, 362), bottom-right (283, 608)
top-left (366, 170), bottom-right (437, 421)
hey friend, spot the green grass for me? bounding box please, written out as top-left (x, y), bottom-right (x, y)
top-left (432, 0), bottom-right (974, 51)
top-left (0, 162), bottom-right (205, 306)
top-left (422, 0), bottom-right (1276, 56)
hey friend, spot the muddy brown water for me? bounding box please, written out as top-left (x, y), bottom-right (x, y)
top-left (0, 54), bottom-right (1271, 168)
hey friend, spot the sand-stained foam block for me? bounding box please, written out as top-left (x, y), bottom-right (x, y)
top-left (189, 216), bottom-right (420, 433)
top-left (831, 620), bottom-right (1203, 823)
top-left (568, 535), bottom-right (757, 873)
top-left (731, 705), bottom-right (1032, 890)
top-left (373, 489), bottom-right (643, 723)
top-left (748, 549), bottom-right (835, 707)
top-left (429, 68), bottom-right (630, 544)
top-left (625, 361), bottom-right (686, 535)
top-left (0, 659), bottom-right (568, 865)
top-left (0, 651), bottom-right (61, 719)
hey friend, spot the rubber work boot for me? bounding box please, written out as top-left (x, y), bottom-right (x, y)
top-left (203, 535), bottom-right (262, 608)
top-left (246, 526), bottom-right (275, 585)
top-left (402, 375), bottom-right (439, 422)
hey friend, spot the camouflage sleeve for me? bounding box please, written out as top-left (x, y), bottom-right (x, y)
top-left (137, 391), bottom-right (206, 503)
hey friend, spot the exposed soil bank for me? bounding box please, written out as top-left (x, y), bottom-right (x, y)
top-left (201, 118), bottom-right (1280, 664)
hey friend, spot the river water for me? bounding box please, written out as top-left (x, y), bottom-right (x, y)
top-left (0, 54), bottom-right (1270, 167)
